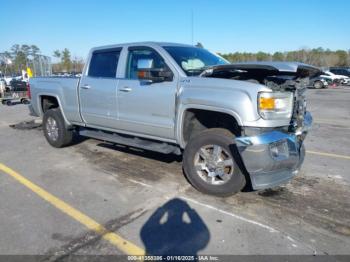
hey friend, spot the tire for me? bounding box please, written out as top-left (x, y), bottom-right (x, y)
top-left (43, 108), bottom-right (73, 148)
top-left (314, 81), bottom-right (323, 89)
top-left (183, 128), bottom-right (246, 197)
top-left (6, 100), bottom-right (12, 106)
top-left (21, 98), bottom-right (29, 104)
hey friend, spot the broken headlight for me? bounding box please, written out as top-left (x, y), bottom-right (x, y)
top-left (258, 92), bottom-right (293, 120)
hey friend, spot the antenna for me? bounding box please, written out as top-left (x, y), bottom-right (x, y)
top-left (191, 9), bottom-right (194, 45)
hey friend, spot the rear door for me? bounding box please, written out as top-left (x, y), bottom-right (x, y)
top-left (79, 48), bottom-right (121, 129)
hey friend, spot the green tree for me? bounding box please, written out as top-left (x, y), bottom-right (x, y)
top-left (30, 45), bottom-right (40, 57)
top-left (256, 51), bottom-right (271, 61)
top-left (272, 52), bottom-right (284, 61)
top-left (195, 42), bottom-right (204, 48)
top-left (335, 50), bottom-right (348, 66)
top-left (61, 48), bottom-right (72, 71)
top-left (53, 50), bottom-right (61, 59)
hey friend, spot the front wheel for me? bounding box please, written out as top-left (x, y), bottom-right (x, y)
top-left (43, 108), bottom-right (73, 148)
top-left (183, 128), bottom-right (246, 197)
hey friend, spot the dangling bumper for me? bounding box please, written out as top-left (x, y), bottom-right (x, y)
top-left (235, 112), bottom-right (312, 190)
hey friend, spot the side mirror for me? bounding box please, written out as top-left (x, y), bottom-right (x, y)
top-left (137, 67), bottom-right (173, 83)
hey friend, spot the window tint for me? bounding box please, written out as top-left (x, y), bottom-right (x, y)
top-left (126, 48), bottom-right (166, 79)
top-left (88, 50), bottom-right (120, 78)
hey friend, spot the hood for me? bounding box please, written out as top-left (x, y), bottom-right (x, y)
top-left (201, 62), bottom-right (321, 77)
top-left (200, 62), bottom-right (321, 91)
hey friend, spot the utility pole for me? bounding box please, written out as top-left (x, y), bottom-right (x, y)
top-left (191, 9), bottom-right (194, 45)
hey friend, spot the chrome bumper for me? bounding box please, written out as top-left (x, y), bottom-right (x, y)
top-left (235, 112), bottom-right (312, 190)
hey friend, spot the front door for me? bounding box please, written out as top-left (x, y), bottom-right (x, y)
top-left (117, 47), bottom-right (177, 139)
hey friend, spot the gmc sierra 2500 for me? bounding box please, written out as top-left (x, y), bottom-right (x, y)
top-left (29, 42), bottom-right (316, 196)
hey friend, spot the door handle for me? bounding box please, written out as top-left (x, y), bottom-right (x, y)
top-left (80, 84), bottom-right (91, 89)
top-left (119, 87), bottom-right (132, 92)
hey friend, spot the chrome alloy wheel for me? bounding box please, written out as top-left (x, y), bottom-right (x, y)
top-left (194, 144), bottom-right (234, 185)
top-left (46, 117), bottom-right (59, 141)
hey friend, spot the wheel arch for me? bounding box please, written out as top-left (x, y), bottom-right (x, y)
top-left (176, 104), bottom-right (243, 148)
top-left (37, 93), bottom-right (71, 126)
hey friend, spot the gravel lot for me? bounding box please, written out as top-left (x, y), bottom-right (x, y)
top-left (0, 87), bottom-right (350, 258)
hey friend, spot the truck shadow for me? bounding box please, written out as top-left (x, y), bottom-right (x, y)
top-left (96, 142), bottom-right (183, 164)
top-left (95, 141), bottom-right (254, 191)
top-left (140, 198), bottom-right (210, 256)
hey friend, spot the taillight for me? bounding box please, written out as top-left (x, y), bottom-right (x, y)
top-left (27, 82), bottom-right (31, 99)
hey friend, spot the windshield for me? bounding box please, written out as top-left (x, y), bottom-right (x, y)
top-left (163, 46), bottom-right (229, 76)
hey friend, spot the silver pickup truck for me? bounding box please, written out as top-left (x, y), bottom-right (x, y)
top-left (29, 42), bottom-right (316, 196)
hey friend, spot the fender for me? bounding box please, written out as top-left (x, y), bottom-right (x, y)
top-left (176, 103), bottom-right (243, 148)
top-left (37, 93), bottom-right (72, 127)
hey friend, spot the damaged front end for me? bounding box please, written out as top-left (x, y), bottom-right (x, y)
top-left (201, 62), bottom-right (320, 189)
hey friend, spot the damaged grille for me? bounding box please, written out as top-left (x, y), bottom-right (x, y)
top-left (290, 87), bottom-right (307, 132)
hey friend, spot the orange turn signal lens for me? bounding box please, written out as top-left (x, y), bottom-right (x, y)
top-left (259, 97), bottom-right (275, 110)
top-left (137, 71), bottom-right (146, 78)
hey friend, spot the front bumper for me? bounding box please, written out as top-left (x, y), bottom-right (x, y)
top-left (235, 112), bottom-right (312, 190)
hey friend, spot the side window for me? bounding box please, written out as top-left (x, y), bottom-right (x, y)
top-left (88, 50), bottom-right (120, 78)
top-left (126, 48), bottom-right (166, 79)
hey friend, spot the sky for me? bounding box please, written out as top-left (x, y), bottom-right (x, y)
top-left (0, 0), bottom-right (349, 60)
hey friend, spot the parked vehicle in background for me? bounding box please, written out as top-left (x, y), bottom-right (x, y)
top-left (52, 72), bottom-right (82, 77)
top-left (309, 76), bottom-right (329, 89)
top-left (323, 70), bottom-right (350, 85)
top-left (320, 71), bottom-right (341, 85)
top-left (29, 42), bottom-right (316, 196)
top-left (0, 79), bottom-right (29, 105)
top-left (0, 79), bottom-right (6, 98)
top-left (329, 67), bottom-right (350, 78)
top-left (2, 75), bottom-right (23, 86)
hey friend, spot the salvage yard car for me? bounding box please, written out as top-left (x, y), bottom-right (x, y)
top-left (309, 75), bottom-right (329, 89)
top-left (28, 42), bottom-right (316, 196)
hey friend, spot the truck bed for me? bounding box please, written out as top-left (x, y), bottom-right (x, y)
top-left (29, 76), bottom-right (82, 123)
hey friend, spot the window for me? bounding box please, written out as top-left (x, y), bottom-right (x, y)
top-left (88, 50), bottom-right (120, 78)
top-left (126, 48), bottom-right (166, 79)
top-left (163, 46), bottom-right (229, 76)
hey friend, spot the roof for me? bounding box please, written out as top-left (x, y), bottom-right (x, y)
top-left (91, 41), bottom-right (194, 52)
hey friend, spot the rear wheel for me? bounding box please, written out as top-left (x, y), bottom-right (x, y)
top-left (43, 108), bottom-right (73, 148)
top-left (183, 128), bottom-right (246, 197)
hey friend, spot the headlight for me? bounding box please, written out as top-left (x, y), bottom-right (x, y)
top-left (258, 92), bottom-right (293, 120)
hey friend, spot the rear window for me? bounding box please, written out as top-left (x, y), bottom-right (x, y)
top-left (88, 50), bottom-right (120, 78)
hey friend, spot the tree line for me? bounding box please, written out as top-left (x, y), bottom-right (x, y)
top-left (0, 44), bottom-right (41, 75)
top-left (219, 47), bottom-right (350, 67)
top-left (52, 48), bottom-right (84, 73)
top-left (0, 44), bottom-right (84, 76)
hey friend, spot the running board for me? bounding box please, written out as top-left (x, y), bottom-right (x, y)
top-left (79, 128), bottom-right (181, 155)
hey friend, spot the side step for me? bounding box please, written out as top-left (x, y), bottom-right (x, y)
top-left (79, 128), bottom-right (182, 155)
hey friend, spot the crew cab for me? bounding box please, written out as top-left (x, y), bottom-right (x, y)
top-left (29, 42), bottom-right (315, 196)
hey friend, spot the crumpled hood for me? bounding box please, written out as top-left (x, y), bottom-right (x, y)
top-left (201, 62), bottom-right (321, 78)
top-left (200, 62), bottom-right (321, 91)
